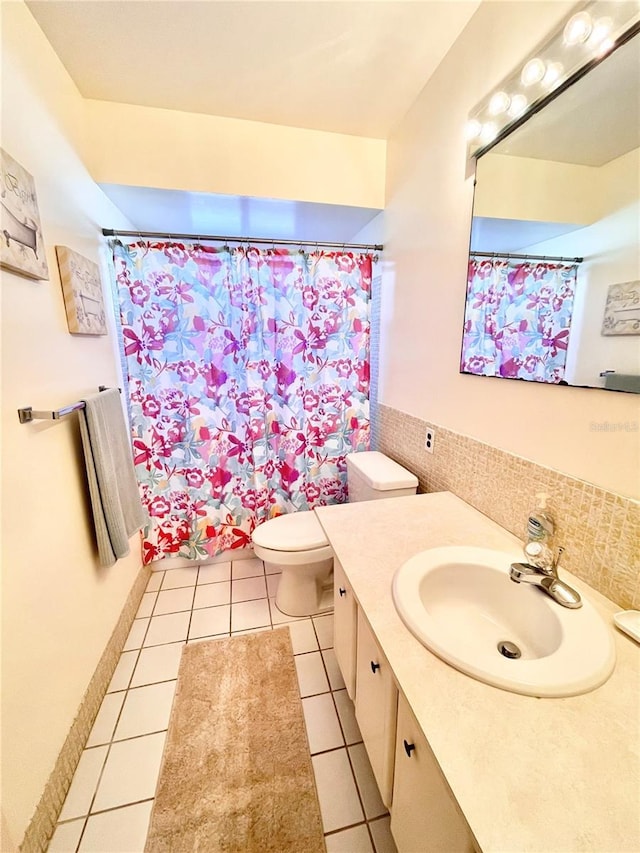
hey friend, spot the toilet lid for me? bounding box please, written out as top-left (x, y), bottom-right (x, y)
top-left (252, 511), bottom-right (329, 552)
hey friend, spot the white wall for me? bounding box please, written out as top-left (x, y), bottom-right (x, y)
top-left (522, 149), bottom-right (640, 387)
top-left (349, 211), bottom-right (385, 245)
top-left (383, 0), bottom-right (640, 499)
top-left (474, 153), bottom-right (598, 225)
top-left (85, 99), bottom-right (386, 209)
top-left (527, 211), bottom-right (640, 389)
top-left (1, 4), bottom-right (142, 847)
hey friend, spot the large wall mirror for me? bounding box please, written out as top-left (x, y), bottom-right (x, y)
top-left (462, 30), bottom-right (639, 393)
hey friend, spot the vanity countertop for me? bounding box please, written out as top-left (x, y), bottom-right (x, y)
top-left (315, 491), bottom-right (640, 853)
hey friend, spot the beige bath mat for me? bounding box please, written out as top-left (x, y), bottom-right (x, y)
top-left (144, 628), bottom-right (326, 852)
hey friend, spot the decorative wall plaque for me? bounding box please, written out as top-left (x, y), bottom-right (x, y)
top-left (55, 246), bottom-right (107, 335)
top-left (601, 281), bottom-right (640, 336)
top-left (0, 148), bottom-right (49, 280)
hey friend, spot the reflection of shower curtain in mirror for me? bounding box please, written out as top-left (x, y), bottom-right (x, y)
top-left (113, 241), bottom-right (371, 565)
top-left (461, 259), bottom-right (577, 384)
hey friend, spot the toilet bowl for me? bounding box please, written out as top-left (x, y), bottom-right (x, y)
top-left (251, 451), bottom-right (418, 617)
top-left (252, 511), bottom-right (334, 617)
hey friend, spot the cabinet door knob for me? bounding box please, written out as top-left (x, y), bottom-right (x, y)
top-left (403, 739), bottom-right (416, 758)
top-left (370, 661), bottom-right (380, 674)
top-left (339, 587), bottom-right (346, 597)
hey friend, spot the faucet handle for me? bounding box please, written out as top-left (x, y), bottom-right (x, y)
top-left (552, 546), bottom-right (565, 575)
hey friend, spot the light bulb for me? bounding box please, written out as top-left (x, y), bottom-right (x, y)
top-left (480, 122), bottom-right (498, 145)
top-left (465, 118), bottom-right (482, 141)
top-left (588, 16), bottom-right (614, 50)
top-left (563, 11), bottom-right (593, 45)
top-left (521, 58), bottom-right (546, 87)
top-left (488, 91), bottom-right (511, 115)
top-left (587, 18), bottom-right (614, 56)
top-left (542, 61), bottom-right (564, 89)
top-left (595, 36), bottom-right (615, 57)
top-left (508, 94), bottom-right (528, 118)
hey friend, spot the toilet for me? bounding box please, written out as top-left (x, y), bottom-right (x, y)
top-left (251, 451), bottom-right (418, 617)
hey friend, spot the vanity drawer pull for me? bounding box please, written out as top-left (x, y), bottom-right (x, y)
top-left (403, 739), bottom-right (416, 758)
top-left (370, 661), bottom-right (380, 674)
top-left (339, 587), bottom-right (346, 597)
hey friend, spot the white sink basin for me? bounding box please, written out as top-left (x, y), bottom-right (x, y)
top-left (392, 546), bottom-right (616, 697)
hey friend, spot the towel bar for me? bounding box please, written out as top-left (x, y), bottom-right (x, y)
top-left (17, 387), bottom-right (120, 424)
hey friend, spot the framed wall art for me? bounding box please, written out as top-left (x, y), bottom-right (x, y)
top-left (601, 281), bottom-right (640, 336)
top-left (55, 246), bottom-right (108, 335)
top-left (0, 148), bottom-right (49, 280)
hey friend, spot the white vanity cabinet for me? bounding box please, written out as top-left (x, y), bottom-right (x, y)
top-left (391, 693), bottom-right (476, 853)
top-left (333, 558), bottom-right (357, 699)
top-left (354, 609), bottom-right (398, 808)
top-left (331, 553), bottom-right (474, 846)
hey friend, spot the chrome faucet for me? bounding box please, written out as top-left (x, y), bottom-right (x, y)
top-left (509, 547), bottom-right (582, 609)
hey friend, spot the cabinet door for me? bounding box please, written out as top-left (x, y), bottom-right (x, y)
top-left (391, 693), bottom-right (475, 853)
top-left (355, 609), bottom-right (397, 807)
top-left (333, 559), bottom-right (357, 699)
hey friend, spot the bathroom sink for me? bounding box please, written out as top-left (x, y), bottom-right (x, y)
top-left (392, 546), bottom-right (616, 697)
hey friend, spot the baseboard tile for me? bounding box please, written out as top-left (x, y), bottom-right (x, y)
top-left (19, 563), bottom-right (151, 853)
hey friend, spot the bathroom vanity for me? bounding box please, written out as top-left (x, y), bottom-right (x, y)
top-left (316, 492), bottom-right (640, 853)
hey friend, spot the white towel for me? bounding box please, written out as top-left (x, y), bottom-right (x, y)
top-left (79, 388), bottom-right (146, 567)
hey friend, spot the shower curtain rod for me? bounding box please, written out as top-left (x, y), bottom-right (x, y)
top-left (102, 228), bottom-right (383, 252)
top-left (471, 250), bottom-right (583, 264)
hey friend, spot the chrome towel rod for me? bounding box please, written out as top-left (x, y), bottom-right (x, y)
top-left (18, 387), bottom-right (119, 424)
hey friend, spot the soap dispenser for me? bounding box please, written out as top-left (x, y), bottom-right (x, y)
top-left (524, 492), bottom-right (554, 568)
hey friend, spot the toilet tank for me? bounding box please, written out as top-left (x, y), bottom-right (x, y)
top-left (346, 451), bottom-right (418, 502)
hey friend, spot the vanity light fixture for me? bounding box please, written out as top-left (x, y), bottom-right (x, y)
top-left (465, 0), bottom-right (640, 161)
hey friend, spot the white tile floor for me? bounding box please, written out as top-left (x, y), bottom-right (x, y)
top-left (48, 558), bottom-right (397, 853)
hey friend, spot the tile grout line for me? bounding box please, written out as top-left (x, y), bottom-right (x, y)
top-left (71, 564), bottom-right (216, 848)
top-left (325, 682), bottom-right (389, 849)
top-left (69, 598), bottom-right (154, 852)
top-left (313, 614), bottom-right (391, 848)
top-left (309, 611), bottom-right (378, 843)
top-left (66, 576), bottom-right (171, 853)
top-left (54, 561), bottom-right (391, 852)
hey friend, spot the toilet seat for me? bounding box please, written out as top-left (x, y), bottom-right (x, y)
top-left (252, 510), bottom-right (329, 552)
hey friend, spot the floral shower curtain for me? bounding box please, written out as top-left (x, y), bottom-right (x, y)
top-left (461, 258), bottom-right (577, 384)
top-left (113, 241), bottom-right (371, 564)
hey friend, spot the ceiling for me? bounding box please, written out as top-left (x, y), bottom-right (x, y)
top-left (99, 183), bottom-right (383, 243)
top-left (26, 0), bottom-right (479, 238)
top-left (26, 0), bottom-right (480, 139)
top-left (470, 217), bottom-right (582, 255)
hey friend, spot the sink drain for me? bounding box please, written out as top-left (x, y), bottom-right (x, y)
top-left (498, 640), bottom-right (521, 659)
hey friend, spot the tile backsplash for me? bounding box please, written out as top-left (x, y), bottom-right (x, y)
top-left (374, 404), bottom-right (640, 609)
